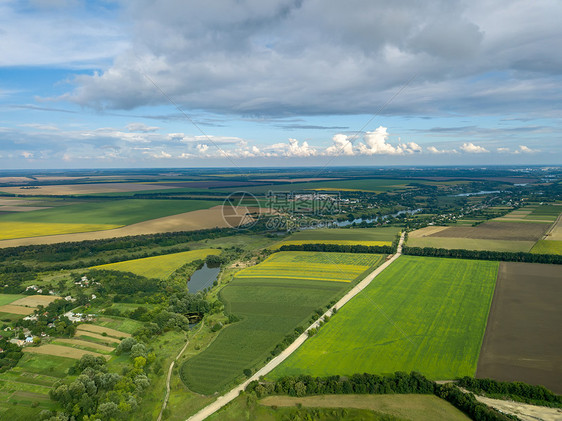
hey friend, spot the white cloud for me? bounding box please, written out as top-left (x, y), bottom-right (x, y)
top-left (427, 146), bottom-right (458, 154)
top-left (497, 147), bottom-right (510, 152)
top-left (285, 138), bottom-right (317, 157)
top-left (196, 144), bottom-right (209, 153)
top-left (356, 127), bottom-right (421, 155)
top-left (21, 151), bottom-right (34, 159)
top-left (126, 123), bottom-right (159, 132)
top-left (325, 134), bottom-right (354, 156)
top-left (460, 142), bottom-right (489, 153)
top-left (514, 145), bottom-right (539, 153)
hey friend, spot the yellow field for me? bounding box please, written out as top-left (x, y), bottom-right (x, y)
top-left (235, 251), bottom-right (379, 283)
top-left (0, 222), bottom-right (122, 240)
top-left (91, 248), bottom-right (221, 279)
top-left (270, 240), bottom-right (391, 249)
top-left (76, 324), bottom-right (131, 338)
top-left (23, 344), bottom-right (110, 360)
top-left (55, 339), bottom-right (115, 353)
top-left (75, 330), bottom-right (122, 344)
top-left (11, 295), bottom-right (61, 307)
top-left (0, 304), bottom-right (36, 315)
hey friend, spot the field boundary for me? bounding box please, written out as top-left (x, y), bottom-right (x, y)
top-left (186, 234), bottom-right (405, 421)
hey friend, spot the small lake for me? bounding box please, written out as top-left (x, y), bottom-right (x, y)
top-left (336, 208), bottom-right (423, 227)
top-left (452, 190), bottom-right (501, 197)
top-left (187, 263), bottom-right (220, 294)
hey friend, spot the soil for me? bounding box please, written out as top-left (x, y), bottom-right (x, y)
top-left (429, 221), bottom-right (550, 241)
top-left (476, 262), bottom-right (562, 394)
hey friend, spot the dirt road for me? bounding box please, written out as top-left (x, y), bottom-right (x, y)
top-left (186, 234), bottom-right (405, 421)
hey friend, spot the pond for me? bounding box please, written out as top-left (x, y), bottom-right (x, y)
top-left (187, 262), bottom-right (220, 294)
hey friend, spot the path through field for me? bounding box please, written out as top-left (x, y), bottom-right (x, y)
top-left (186, 233), bottom-right (405, 421)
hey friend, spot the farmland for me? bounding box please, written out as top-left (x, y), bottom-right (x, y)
top-left (208, 394), bottom-right (470, 421)
top-left (235, 251), bottom-right (382, 283)
top-left (0, 221), bottom-right (122, 240)
top-left (406, 236), bottom-right (535, 252)
top-left (92, 248), bottom-right (221, 279)
top-left (428, 221), bottom-right (549, 241)
top-left (271, 256), bottom-right (498, 380)
top-left (272, 227), bottom-right (399, 248)
top-left (476, 262), bottom-right (562, 393)
top-left (180, 251), bottom-right (383, 394)
top-left (0, 199), bottom-right (217, 226)
top-left (530, 240), bottom-right (562, 255)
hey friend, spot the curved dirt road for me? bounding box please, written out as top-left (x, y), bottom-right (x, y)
top-left (186, 233), bottom-right (405, 421)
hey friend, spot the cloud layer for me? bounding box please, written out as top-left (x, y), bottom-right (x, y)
top-left (55, 0), bottom-right (562, 118)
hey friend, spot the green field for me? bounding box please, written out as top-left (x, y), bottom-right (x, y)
top-left (0, 354), bottom-right (74, 419)
top-left (406, 236), bottom-right (535, 252)
top-left (525, 205), bottom-right (561, 221)
top-left (181, 252), bottom-right (383, 394)
top-left (0, 294), bottom-right (25, 306)
top-left (276, 227), bottom-right (400, 245)
top-left (207, 393), bottom-right (470, 421)
top-left (91, 248), bottom-right (221, 279)
top-left (223, 178), bottom-right (426, 194)
top-left (0, 199), bottom-right (217, 225)
top-left (530, 240), bottom-right (562, 255)
top-left (271, 256), bottom-right (498, 380)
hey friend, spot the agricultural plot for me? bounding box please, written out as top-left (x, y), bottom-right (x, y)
top-left (181, 252), bottom-right (383, 394)
top-left (0, 294), bottom-right (25, 306)
top-left (0, 182), bottom-right (179, 195)
top-left (258, 395), bottom-right (471, 421)
top-left (0, 205), bottom-right (239, 248)
top-left (0, 295), bottom-right (61, 316)
top-left (92, 248), bottom-right (221, 279)
top-left (272, 227), bottom-right (399, 249)
top-left (530, 240), bottom-right (562, 255)
top-left (0, 221), bottom-right (122, 241)
top-left (429, 221), bottom-right (549, 242)
top-left (271, 256), bottom-right (498, 380)
top-left (406, 237), bottom-right (535, 252)
top-left (476, 262), bottom-right (562, 394)
top-left (23, 344), bottom-right (110, 360)
top-left (235, 251), bottom-right (382, 283)
top-left (0, 199), bottom-right (217, 226)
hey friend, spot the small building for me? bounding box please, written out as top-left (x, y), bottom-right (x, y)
top-left (25, 336), bottom-right (34, 343)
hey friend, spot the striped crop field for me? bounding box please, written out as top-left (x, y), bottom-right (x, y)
top-left (0, 222), bottom-right (122, 240)
top-left (91, 248), bottom-right (221, 279)
top-left (181, 251), bottom-right (384, 394)
top-left (236, 251), bottom-right (382, 283)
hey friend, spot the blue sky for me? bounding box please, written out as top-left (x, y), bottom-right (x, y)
top-left (1, 0), bottom-right (561, 169)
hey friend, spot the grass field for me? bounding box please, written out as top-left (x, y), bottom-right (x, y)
top-left (407, 236), bottom-right (535, 252)
top-left (429, 221), bottom-right (549, 241)
top-left (258, 395), bottom-right (471, 421)
top-left (0, 199), bottom-right (217, 226)
top-left (91, 248), bottom-right (221, 279)
top-left (236, 251), bottom-right (382, 283)
top-left (530, 240), bottom-right (562, 255)
top-left (271, 256), bottom-right (498, 380)
top-left (181, 252), bottom-right (383, 394)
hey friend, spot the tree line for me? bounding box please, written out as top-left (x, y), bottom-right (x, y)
top-left (458, 377), bottom-right (561, 408)
top-left (403, 246), bottom-right (562, 264)
top-left (246, 372), bottom-right (515, 421)
top-left (278, 243), bottom-right (395, 254)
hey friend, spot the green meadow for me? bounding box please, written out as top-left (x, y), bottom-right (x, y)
top-left (530, 240), bottom-right (562, 255)
top-left (271, 256), bottom-right (498, 380)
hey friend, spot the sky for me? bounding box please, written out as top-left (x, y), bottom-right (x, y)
top-left (1, 0), bottom-right (561, 169)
